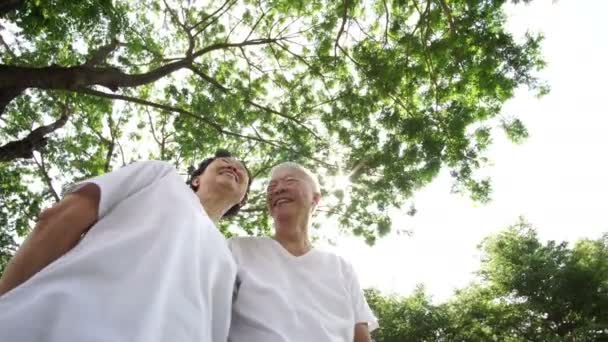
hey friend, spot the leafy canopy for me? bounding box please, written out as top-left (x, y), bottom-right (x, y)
top-left (0, 0), bottom-right (545, 245)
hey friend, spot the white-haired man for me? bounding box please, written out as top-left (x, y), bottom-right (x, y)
top-left (228, 162), bottom-right (378, 342)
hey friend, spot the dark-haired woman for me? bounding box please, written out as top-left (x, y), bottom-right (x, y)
top-left (0, 151), bottom-right (251, 342)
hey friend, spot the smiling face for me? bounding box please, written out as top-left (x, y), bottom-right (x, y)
top-left (266, 166), bottom-right (320, 224)
top-left (194, 156), bottom-right (249, 210)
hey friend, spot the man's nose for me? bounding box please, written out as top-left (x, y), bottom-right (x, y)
top-left (271, 183), bottom-right (287, 195)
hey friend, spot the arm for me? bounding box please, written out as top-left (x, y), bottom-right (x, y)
top-left (344, 261), bottom-right (379, 342)
top-left (354, 322), bottom-right (372, 342)
top-left (0, 160), bottom-right (175, 297)
top-left (0, 184), bottom-right (99, 296)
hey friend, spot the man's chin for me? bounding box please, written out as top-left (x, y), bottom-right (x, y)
top-left (271, 207), bottom-right (296, 220)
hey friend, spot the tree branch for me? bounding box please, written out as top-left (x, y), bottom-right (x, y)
top-left (192, 0), bottom-right (237, 37)
top-left (104, 115), bottom-right (116, 172)
top-left (78, 88), bottom-right (336, 169)
top-left (191, 37), bottom-right (282, 59)
top-left (85, 39), bottom-right (120, 66)
top-left (0, 112), bottom-right (69, 162)
top-left (0, 0), bottom-right (24, 17)
top-left (224, 14), bottom-right (247, 43)
top-left (0, 87), bottom-right (21, 117)
top-left (334, 0), bottom-right (350, 57)
top-left (162, 0), bottom-right (195, 56)
top-left (116, 139), bottom-right (127, 166)
top-left (438, 0), bottom-right (457, 35)
top-left (238, 46), bottom-right (254, 86)
top-left (188, 64), bottom-right (321, 139)
top-left (0, 33), bottom-right (16, 60)
top-left (244, 8), bottom-right (268, 42)
top-left (145, 108), bottom-right (163, 148)
top-left (33, 152), bottom-right (60, 202)
top-left (0, 58), bottom-right (192, 92)
top-left (76, 88), bottom-right (278, 144)
top-left (188, 65), bottom-right (229, 91)
top-left (383, 0), bottom-right (389, 46)
top-left (0, 34), bottom-right (285, 115)
top-left (273, 41), bottom-right (333, 92)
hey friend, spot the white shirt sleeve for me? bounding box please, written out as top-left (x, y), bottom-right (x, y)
top-left (63, 160), bottom-right (175, 219)
top-left (345, 262), bottom-right (379, 332)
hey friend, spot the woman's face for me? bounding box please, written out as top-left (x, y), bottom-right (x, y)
top-left (195, 157), bottom-right (249, 207)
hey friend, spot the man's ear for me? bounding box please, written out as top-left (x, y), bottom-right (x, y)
top-left (312, 192), bottom-right (321, 207)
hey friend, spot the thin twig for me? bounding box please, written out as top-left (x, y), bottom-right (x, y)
top-left (162, 0), bottom-right (195, 55)
top-left (334, 0), bottom-right (350, 57)
top-left (145, 107), bottom-right (163, 147)
top-left (76, 87), bottom-right (330, 166)
top-left (116, 139), bottom-right (127, 166)
top-left (383, 0), bottom-right (389, 46)
top-left (33, 152), bottom-right (60, 202)
top-left (0, 33), bottom-right (16, 60)
top-left (188, 64), bottom-right (321, 139)
top-left (244, 7), bottom-right (268, 42)
top-left (192, 0), bottom-right (238, 37)
top-left (104, 115), bottom-right (116, 172)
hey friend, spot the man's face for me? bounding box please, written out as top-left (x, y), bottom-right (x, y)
top-left (197, 157), bottom-right (249, 205)
top-left (266, 167), bottom-right (319, 221)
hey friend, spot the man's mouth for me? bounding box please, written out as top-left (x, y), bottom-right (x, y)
top-left (272, 197), bottom-right (293, 208)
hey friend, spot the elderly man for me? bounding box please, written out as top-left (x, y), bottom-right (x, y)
top-left (228, 162), bottom-right (378, 342)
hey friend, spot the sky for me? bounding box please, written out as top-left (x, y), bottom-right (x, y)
top-left (326, 0), bottom-right (608, 303)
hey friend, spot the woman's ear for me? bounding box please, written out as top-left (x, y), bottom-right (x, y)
top-left (238, 192), bottom-right (248, 206)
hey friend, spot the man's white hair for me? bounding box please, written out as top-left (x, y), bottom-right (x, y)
top-left (270, 162), bottom-right (321, 194)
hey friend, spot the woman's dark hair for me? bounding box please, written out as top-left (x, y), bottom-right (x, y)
top-left (187, 149), bottom-right (252, 217)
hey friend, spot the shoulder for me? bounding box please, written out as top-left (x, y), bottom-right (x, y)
top-left (312, 249), bottom-right (356, 275)
top-left (130, 160), bottom-right (176, 173)
top-left (127, 160), bottom-right (181, 182)
top-left (228, 236), bottom-right (273, 251)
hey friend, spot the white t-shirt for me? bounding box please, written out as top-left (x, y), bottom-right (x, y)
top-left (227, 236), bottom-right (378, 342)
top-left (0, 160), bottom-right (236, 342)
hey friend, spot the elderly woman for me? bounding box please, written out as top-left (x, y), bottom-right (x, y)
top-left (0, 150), bottom-right (251, 342)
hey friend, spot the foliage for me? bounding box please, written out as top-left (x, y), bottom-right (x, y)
top-left (365, 286), bottom-right (450, 341)
top-left (1, 0), bottom-right (545, 249)
top-left (366, 222), bottom-right (608, 341)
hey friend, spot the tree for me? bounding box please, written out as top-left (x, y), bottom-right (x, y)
top-left (365, 286), bottom-right (449, 342)
top-left (0, 0), bottom-right (546, 256)
top-left (365, 222), bottom-right (608, 341)
top-left (477, 219), bottom-right (608, 340)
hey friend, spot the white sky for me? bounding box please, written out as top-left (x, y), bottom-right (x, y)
top-left (326, 0), bottom-right (608, 303)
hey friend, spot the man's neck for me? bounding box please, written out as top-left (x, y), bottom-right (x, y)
top-left (274, 219), bottom-right (311, 256)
